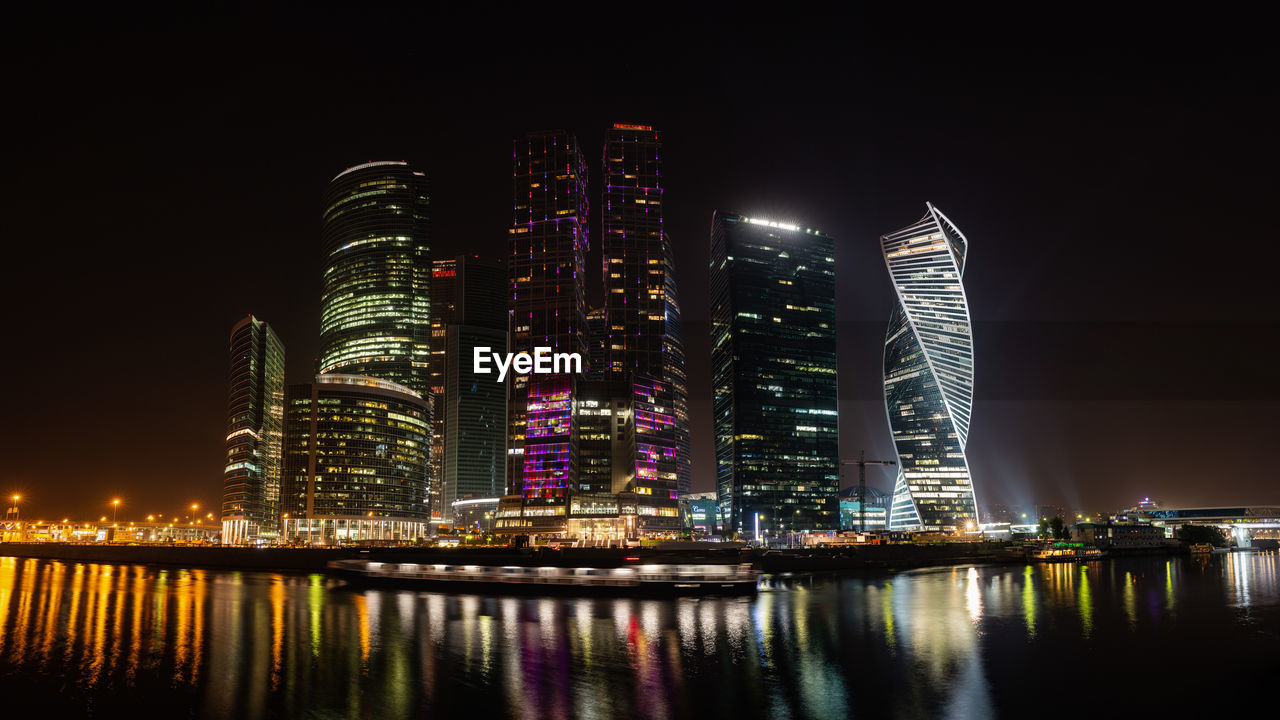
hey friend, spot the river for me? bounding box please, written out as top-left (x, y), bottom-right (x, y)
top-left (1, 553), bottom-right (1277, 718)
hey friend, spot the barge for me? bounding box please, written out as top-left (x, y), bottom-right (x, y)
top-left (328, 558), bottom-right (760, 595)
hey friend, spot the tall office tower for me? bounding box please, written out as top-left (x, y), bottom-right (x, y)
top-left (881, 203), bottom-right (977, 532)
top-left (709, 212), bottom-right (839, 537)
top-left (319, 161), bottom-right (431, 398)
top-left (279, 374), bottom-right (431, 543)
top-left (600, 123), bottom-right (691, 495)
top-left (221, 315), bottom-right (286, 544)
top-left (433, 255), bottom-right (508, 524)
top-left (508, 131), bottom-right (590, 503)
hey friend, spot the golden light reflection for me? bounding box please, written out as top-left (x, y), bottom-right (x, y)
top-left (1078, 565), bottom-right (1093, 638)
top-left (1022, 565), bottom-right (1037, 639)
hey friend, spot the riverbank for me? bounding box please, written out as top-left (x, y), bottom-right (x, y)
top-left (0, 541), bottom-right (1184, 576)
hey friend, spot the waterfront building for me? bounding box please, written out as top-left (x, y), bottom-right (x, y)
top-left (600, 123), bottom-right (691, 495)
top-left (496, 372), bottom-right (681, 542)
top-left (839, 486), bottom-right (890, 532)
top-left (220, 315), bottom-right (286, 544)
top-left (508, 131), bottom-right (590, 497)
top-left (430, 255), bottom-right (507, 525)
top-left (682, 491), bottom-right (719, 534)
top-left (319, 161), bottom-right (432, 398)
top-left (881, 203), bottom-right (978, 533)
top-left (450, 497), bottom-right (500, 534)
top-left (280, 374), bottom-right (431, 543)
top-left (709, 212), bottom-right (839, 537)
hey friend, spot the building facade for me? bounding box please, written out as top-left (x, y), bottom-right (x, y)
top-left (600, 123), bottom-right (691, 495)
top-left (430, 255), bottom-right (508, 525)
top-left (709, 212), bottom-right (839, 538)
top-left (839, 486), bottom-right (890, 532)
top-left (221, 315), bottom-right (286, 544)
top-left (508, 131), bottom-right (590, 498)
top-left (319, 161), bottom-right (432, 398)
top-left (882, 203), bottom-right (978, 532)
top-left (280, 374), bottom-right (431, 543)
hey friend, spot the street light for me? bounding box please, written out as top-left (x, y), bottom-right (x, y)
top-left (112, 499), bottom-right (120, 525)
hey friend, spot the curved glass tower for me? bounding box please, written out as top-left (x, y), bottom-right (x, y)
top-left (319, 161), bottom-right (431, 398)
top-left (882, 203), bottom-right (977, 532)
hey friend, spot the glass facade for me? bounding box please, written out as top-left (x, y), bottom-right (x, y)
top-left (221, 315), bottom-right (285, 544)
top-left (601, 124), bottom-right (691, 496)
top-left (709, 213), bottom-right (839, 537)
top-left (508, 131), bottom-right (589, 495)
top-left (882, 203), bottom-right (977, 532)
top-left (280, 374), bottom-right (430, 543)
top-left (319, 161), bottom-right (431, 399)
top-left (431, 255), bottom-right (508, 524)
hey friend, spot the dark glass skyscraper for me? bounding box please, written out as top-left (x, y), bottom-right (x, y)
top-left (508, 131), bottom-right (590, 512)
top-left (432, 255), bottom-right (508, 524)
top-left (280, 374), bottom-right (431, 543)
top-left (600, 123), bottom-right (691, 495)
top-left (221, 315), bottom-right (285, 544)
top-left (319, 161), bottom-right (431, 398)
top-left (882, 203), bottom-right (977, 532)
top-left (709, 212), bottom-right (839, 537)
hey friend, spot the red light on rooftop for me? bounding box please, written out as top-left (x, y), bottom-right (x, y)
top-left (612, 123), bottom-right (652, 131)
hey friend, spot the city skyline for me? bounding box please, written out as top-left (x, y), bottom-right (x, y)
top-left (4, 7), bottom-right (1278, 520)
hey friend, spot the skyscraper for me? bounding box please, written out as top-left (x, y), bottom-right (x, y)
top-left (221, 315), bottom-right (285, 544)
top-left (319, 161), bottom-right (431, 398)
top-left (280, 374), bottom-right (431, 543)
top-left (709, 212), bottom-right (839, 537)
top-left (600, 123), bottom-right (691, 495)
top-left (881, 202), bottom-right (977, 532)
top-left (432, 255), bottom-right (508, 524)
top-left (508, 131), bottom-right (590, 508)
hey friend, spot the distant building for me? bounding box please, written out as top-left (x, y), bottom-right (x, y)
top-left (280, 374), bottom-right (431, 543)
top-left (839, 486), bottom-right (890, 532)
top-left (984, 504), bottom-right (1015, 524)
top-left (683, 491), bottom-right (719, 534)
top-left (1072, 522), bottom-right (1167, 549)
top-left (451, 497), bottom-right (500, 534)
top-left (431, 255), bottom-right (508, 525)
top-left (883, 203), bottom-right (977, 533)
top-left (710, 212), bottom-right (839, 537)
top-left (221, 315), bottom-right (286, 544)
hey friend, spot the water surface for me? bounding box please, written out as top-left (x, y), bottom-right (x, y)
top-left (1, 553), bottom-right (1277, 718)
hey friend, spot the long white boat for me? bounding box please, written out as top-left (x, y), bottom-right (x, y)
top-left (328, 558), bottom-right (760, 595)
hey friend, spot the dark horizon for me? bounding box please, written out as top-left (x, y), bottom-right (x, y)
top-left (3, 6), bottom-right (1277, 521)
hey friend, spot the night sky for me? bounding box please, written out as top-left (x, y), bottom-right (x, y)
top-left (3, 6), bottom-right (1277, 522)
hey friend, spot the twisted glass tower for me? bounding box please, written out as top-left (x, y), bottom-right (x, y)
top-left (882, 203), bottom-right (977, 532)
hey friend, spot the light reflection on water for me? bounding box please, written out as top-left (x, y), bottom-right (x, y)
top-left (1, 553), bottom-right (1278, 718)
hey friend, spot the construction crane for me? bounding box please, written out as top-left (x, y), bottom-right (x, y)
top-left (840, 451), bottom-right (897, 532)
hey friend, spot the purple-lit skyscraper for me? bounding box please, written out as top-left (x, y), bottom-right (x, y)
top-left (503, 131), bottom-right (590, 533)
top-left (601, 123), bottom-right (690, 496)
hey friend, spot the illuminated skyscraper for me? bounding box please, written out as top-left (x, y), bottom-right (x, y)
top-left (221, 315), bottom-right (285, 544)
top-left (319, 161), bottom-right (431, 398)
top-left (709, 212), bottom-right (839, 537)
top-left (601, 123), bottom-right (691, 495)
top-left (882, 202), bottom-right (977, 532)
top-left (280, 374), bottom-right (431, 543)
top-left (431, 255), bottom-right (508, 525)
top-left (508, 131), bottom-right (590, 513)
